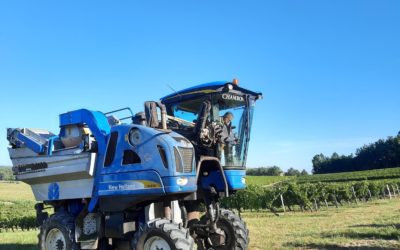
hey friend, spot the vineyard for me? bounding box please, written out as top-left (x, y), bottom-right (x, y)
top-left (0, 169), bottom-right (400, 249)
top-left (225, 167), bottom-right (400, 215)
top-left (0, 200), bottom-right (36, 232)
top-left (0, 181), bottom-right (38, 232)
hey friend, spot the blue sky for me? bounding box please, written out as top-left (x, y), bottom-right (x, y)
top-left (0, 1), bottom-right (399, 172)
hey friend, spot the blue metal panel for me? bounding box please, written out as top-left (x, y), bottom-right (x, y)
top-left (98, 182), bottom-right (165, 197)
top-left (200, 169), bottom-right (246, 192)
top-left (200, 170), bottom-right (224, 191)
top-left (58, 109), bottom-right (111, 212)
top-left (162, 176), bottom-right (197, 194)
top-left (99, 125), bottom-right (172, 177)
top-left (98, 124), bottom-right (197, 201)
top-left (224, 169), bottom-right (246, 190)
top-left (100, 125), bottom-right (196, 178)
top-left (100, 171), bottom-right (163, 186)
top-left (59, 109), bottom-right (111, 135)
top-left (47, 135), bottom-right (59, 155)
top-left (98, 171), bottom-right (164, 197)
top-left (17, 133), bottom-right (45, 154)
top-left (56, 109), bottom-right (198, 211)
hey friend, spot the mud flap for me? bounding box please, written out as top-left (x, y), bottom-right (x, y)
top-left (75, 213), bottom-right (100, 249)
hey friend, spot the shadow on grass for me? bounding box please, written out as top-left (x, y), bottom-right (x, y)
top-left (322, 230), bottom-right (400, 240)
top-left (285, 242), bottom-right (397, 250)
top-left (286, 225), bottom-right (400, 249)
top-left (0, 243), bottom-right (37, 250)
top-left (350, 223), bottom-right (400, 229)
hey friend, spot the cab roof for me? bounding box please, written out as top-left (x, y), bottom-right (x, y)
top-left (160, 81), bottom-right (262, 105)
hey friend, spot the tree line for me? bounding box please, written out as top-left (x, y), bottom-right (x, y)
top-left (247, 166), bottom-right (308, 176)
top-left (0, 167), bottom-right (14, 181)
top-left (312, 131), bottom-right (400, 174)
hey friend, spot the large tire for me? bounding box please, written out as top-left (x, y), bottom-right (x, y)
top-left (200, 209), bottom-right (249, 250)
top-left (131, 218), bottom-right (194, 250)
top-left (39, 211), bottom-right (80, 250)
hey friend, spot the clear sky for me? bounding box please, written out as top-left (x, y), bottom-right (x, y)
top-left (0, 1), bottom-right (399, 172)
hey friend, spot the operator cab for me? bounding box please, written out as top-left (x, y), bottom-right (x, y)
top-left (161, 80), bottom-right (262, 169)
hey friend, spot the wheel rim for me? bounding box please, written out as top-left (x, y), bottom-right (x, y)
top-left (219, 223), bottom-right (231, 246)
top-left (205, 220), bottom-right (232, 249)
top-left (46, 228), bottom-right (66, 250)
top-left (144, 236), bottom-right (171, 250)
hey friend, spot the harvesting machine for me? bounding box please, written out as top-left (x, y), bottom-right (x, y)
top-left (7, 79), bottom-right (261, 250)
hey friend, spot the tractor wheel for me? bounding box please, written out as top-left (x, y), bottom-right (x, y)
top-left (39, 211), bottom-right (80, 250)
top-left (131, 218), bottom-right (194, 250)
top-left (200, 209), bottom-right (249, 250)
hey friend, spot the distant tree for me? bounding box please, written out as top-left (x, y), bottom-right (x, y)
top-left (266, 166), bottom-right (284, 176)
top-left (285, 167), bottom-right (301, 176)
top-left (331, 152), bottom-right (340, 160)
top-left (312, 153), bottom-right (328, 174)
top-left (0, 167), bottom-right (14, 181)
top-left (246, 166), bottom-right (283, 176)
top-left (300, 169), bottom-right (309, 176)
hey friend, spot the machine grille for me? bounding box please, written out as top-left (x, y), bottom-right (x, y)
top-left (178, 147), bottom-right (194, 173)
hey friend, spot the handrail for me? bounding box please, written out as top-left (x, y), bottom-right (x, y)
top-left (104, 107), bottom-right (134, 122)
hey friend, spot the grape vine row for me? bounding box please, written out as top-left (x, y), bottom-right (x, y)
top-left (221, 179), bottom-right (400, 215)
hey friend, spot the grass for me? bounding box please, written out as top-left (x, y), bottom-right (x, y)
top-left (0, 230), bottom-right (38, 250)
top-left (0, 182), bottom-right (42, 250)
top-left (244, 198), bottom-right (400, 249)
top-left (0, 181), bottom-right (34, 201)
top-left (1, 199), bottom-right (399, 249)
top-left (1, 181), bottom-right (400, 249)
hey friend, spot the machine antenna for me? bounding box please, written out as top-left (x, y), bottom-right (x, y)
top-left (167, 84), bottom-right (182, 98)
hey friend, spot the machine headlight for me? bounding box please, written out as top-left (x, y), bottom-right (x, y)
top-left (177, 177), bottom-right (188, 186)
top-left (129, 128), bottom-right (142, 145)
top-left (241, 177), bottom-right (246, 184)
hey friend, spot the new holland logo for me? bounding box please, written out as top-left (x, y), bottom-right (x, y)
top-left (222, 93), bottom-right (244, 101)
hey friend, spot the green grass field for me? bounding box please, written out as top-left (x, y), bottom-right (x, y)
top-left (245, 198), bottom-right (400, 249)
top-left (0, 230), bottom-right (38, 250)
top-left (1, 180), bottom-right (400, 249)
top-left (0, 181), bottom-right (35, 201)
top-left (246, 175), bottom-right (292, 186)
top-left (297, 167), bottom-right (400, 183)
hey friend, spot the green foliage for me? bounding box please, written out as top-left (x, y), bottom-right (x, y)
top-left (300, 169), bottom-right (309, 176)
top-left (0, 167), bottom-right (14, 181)
top-left (0, 200), bottom-right (36, 232)
top-left (247, 166), bottom-right (283, 176)
top-left (312, 133), bottom-right (400, 173)
top-left (222, 179), bottom-right (400, 213)
top-left (285, 168), bottom-right (301, 176)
